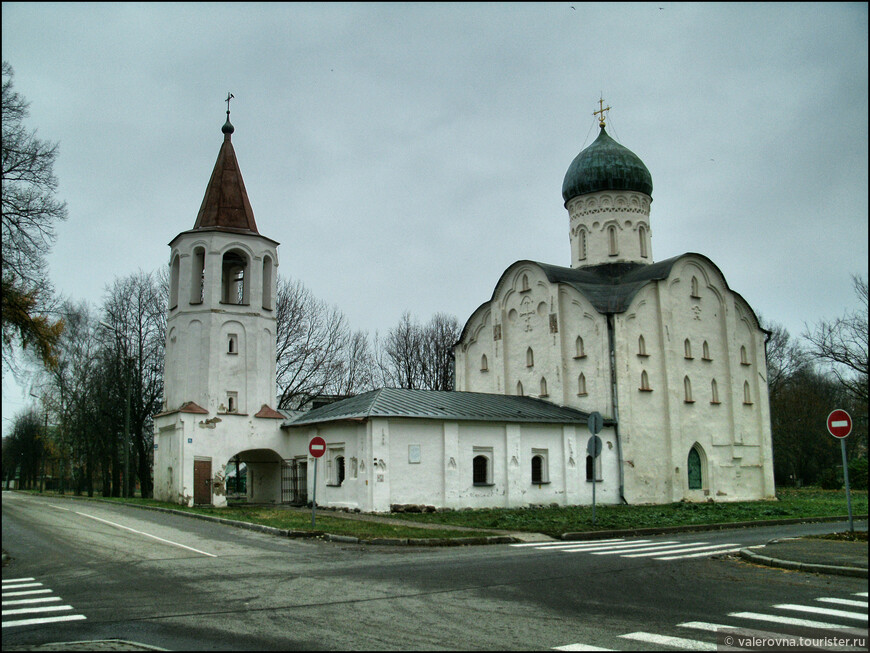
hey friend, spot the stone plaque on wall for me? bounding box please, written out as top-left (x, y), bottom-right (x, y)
top-left (493, 324), bottom-right (502, 341)
top-left (549, 313), bottom-right (558, 333)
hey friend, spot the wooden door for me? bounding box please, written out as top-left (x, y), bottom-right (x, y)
top-left (194, 459), bottom-right (212, 505)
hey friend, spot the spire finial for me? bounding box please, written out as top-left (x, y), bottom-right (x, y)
top-left (222, 92), bottom-right (235, 136)
top-left (593, 95), bottom-right (611, 128)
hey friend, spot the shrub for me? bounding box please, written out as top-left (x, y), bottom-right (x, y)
top-left (848, 458), bottom-right (868, 488)
top-left (817, 467), bottom-right (842, 490)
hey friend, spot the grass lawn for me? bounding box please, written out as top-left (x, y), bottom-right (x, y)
top-left (21, 487), bottom-right (867, 540)
top-left (378, 487), bottom-right (869, 537)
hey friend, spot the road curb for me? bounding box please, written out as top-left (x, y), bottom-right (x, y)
top-left (559, 515), bottom-right (868, 541)
top-left (738, 547), bottom-right (868, 578)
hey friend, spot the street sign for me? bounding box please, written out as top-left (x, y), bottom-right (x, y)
top-left (588, 411), bottom-right (603, 435)
top-left (826, 409), bottom-right (852, 439)
top-left (587, 435), bottom-right (602, 458)
top-left (309, 436), bottom-right (326, 458)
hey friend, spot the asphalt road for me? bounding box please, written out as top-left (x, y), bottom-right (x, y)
top-left (2, 491), bottom-right (867, 650)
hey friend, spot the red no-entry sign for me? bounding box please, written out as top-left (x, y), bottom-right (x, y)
top-left (309, 436), bottom-right (326, 458)
top-left (826, 410), bottom-right (853, 439)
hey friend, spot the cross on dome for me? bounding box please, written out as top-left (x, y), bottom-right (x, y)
top-left (593, 96), bottom-right (611, 128)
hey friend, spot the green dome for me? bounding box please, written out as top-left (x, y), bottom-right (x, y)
top-left (562, 126), bottom-right (653, 202)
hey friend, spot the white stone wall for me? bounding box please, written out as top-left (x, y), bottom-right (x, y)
top-left (566, 190), bottom-right (652, 268)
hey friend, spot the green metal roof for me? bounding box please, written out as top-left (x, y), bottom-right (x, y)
top-left (283, 388), bottom-right (605, 427)
top-left (562, 126), bottom-right (653, 202)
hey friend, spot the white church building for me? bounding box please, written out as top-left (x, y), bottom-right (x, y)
top-left (153, 106), bottom-right (775, 511)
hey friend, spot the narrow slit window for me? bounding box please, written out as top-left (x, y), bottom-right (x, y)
top-left (191, 247), bottom-right (205, 304)
top-left (639, 225), bottom-right (648, 258)
top-left (684, 339), bottom-right (693, 359)
top-left (640, 370), bottom-right (651, 391)
top-left (684, 376), bottom-right (693, 402)
top-left (579, 229), bottom-right (587, 261)
top-left (740, 345), bottom-right (750, 365)
top-left (169, 255), bottom-right (180, 309)
top-left (608, 225), bottom-right (618, 256)
top-left (743, 381), bottom-right (752, 404)
top-left (703, 340), bottom-right (711, 360)
top-left (480, 354), bottom-right (488, 372)
top-left (711, 378), bottom-right (719, 404)
top-left (516, 381), bottom-right (524, 396)
top-left (540, 377), bottom-right (548, 397)
top-left (691, 276), bottom-right (700, 298)
top-left (638, 335), bottom-right (647, 356)
top-left (576, 336), bottom-right (585, 357)
top-left (526, 347), bottom-right (534, 367)
top-left (578, 373), bottom-right (587, 396)
top-left (521, 274), bottom-right (530, 291)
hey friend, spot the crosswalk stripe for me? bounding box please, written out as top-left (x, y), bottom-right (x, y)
top-left (854, 592), bottom-right (868, 598)
top-left (3, 605), bottom-right (73, 616)
top-left (2, 614), bottom-right (87, 628)
top-left (618, 543), bottom-right (740, 558)
top-left (2, 597), bottom-right (62, 606)
top-left (1, 589), bottom-right (52, 597)
top-left (526, 541), bottom-right (634, 551)
top-left (816, 598), bottom-right (868, 608)
top-left (552, 644), bottom-right (615, 651)
top-left (512, 538), bottom-right (625, 548)
top-left (1, 582), bottom-right (42, 590)
top-left (774, 604), bottom-right (868, 622)
top-left (1, 578), bottom-right (35, 584)
top-left (620, 631), bottom-right (717, 650)
top-left (548, 539), bottom-right (644, 550)
top-left (729, 611), bottom-right (864, 631)
top-left (655, 547), bottom-right (742, 560)
top-left (562, 540), bottom-right (676, 553)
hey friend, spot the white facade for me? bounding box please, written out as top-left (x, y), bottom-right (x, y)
top-left (153, 115), bottom-right (774, 511)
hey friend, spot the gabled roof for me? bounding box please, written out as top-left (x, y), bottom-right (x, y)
top-left (459, 253), bottom-right (767, 344)
top-left (192, 129), bottom-right (259, 234)
top-left (283, 387), bottom-right (605, 427)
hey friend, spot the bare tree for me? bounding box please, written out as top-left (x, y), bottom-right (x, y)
top-left (762, 319), bottom-right (808, 400)
top-left (100, 270), bottom-right (166, 497)
top-left (328, 329), bottom-right (376, 397)
top-left (1, 61), bottom-right (67, 372)
top-left (378, 312), bottom-right (459, 390)
top-left (275, 276), bottom-right (349, 409)
top-left (804, 275), bottom-right (868, 405)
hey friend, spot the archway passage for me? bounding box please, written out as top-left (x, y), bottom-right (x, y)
top-left (224, 448), bottom-right (285, 504)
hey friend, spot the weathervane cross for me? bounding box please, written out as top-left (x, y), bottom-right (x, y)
top-left (225, 92), bottom-right (234, 114)
top-left (593, 96), bottom-right (611, 127)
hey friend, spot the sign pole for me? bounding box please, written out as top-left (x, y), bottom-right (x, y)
top-left (587, 412), bottom-right (604, 529)
top-left (840, 439), bottom-right (853, 534)
top-left (592, 463), bottom-right (596, 527)
top-left (826, 409), bottom-right (854, 534)
top-left (311, 457), bottom-right (317, 529)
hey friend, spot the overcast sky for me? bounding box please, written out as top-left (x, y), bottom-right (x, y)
top-left (2, 2), bottom-right (867, 436)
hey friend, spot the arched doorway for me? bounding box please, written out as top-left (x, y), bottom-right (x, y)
top-left (687, 444), bottom-right (707, 492)
top-left (225, 449), bottom-right (285, 504)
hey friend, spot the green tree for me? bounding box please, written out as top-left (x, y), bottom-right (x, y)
top-left (1, 61), bottom-right (67, 372)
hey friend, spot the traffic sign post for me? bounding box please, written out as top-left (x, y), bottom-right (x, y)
top-left (826, 410), bottom-right (854, 533)
top-left (587, 412), bottom-right (603, 527)
top-left (309, 437), bottom-right (326, 528)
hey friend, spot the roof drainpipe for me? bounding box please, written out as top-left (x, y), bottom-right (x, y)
top-left (607, 314), bottom-right (627, 504)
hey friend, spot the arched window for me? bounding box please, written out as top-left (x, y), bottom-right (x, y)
top-left (480, 354), bottom-right (488, 372)
top-left (521, 274), bottom-right (530, 291)
top-left (575, 336), bottom-right (585, 357)
top-left (702, 340), bottom-right (711, 360)
top-left (608, 225), bottom-right (618, 256)
top-left (740, 345), bottom-right (750, 365)
top-left (640, 370), bottom-right (651, 391)
top-left (531, 455), bottom-right (544, 484)
top-left (169, 255), bottom-right (180, 309)
top-left (227, 393), bottom-right (236, 413)
top-left (578, 373), bottom-right (587, 396)
top-left (684, 376), bottom-right (693, 402)
top-left (540, 377), bottom-right (548, 397)
top-left (227, 334), bottom-right (237, 354)
top-left (744, 381), bottom-right (752, 404)
top-left (221, 250), bottom-right (249, 305)
top-left (262, 256), bottom-right (273, 310)
top-left (526, 347), bottom-right (534, 367)
top-left (578, 229), bottom-right (587, 261)
top-left (691, 276), bottom-right (700, 298)
top-left (335, 456), bottom-right (345, 486)
top-left (516, 381), bottom-right (524, 396)
top-left (473, 455), bottom-right (490, 485)
top-left (586, 454), bottom-right (601, 481)
top-left (687, 447), bottom-right (703, 490)
top-left (684, 338), bottom-right (693, 359)
top-left (190, 247), bottom-right (205, 304)
top-left (639, 225), bottom-right (648, 258)
top-left (638, 335), bottom-right (647, 356)
top-left (711, 378), bottom-right (719, 404)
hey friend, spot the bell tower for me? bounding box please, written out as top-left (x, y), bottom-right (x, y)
top-left (162, 104), bottom-right (279, 418)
